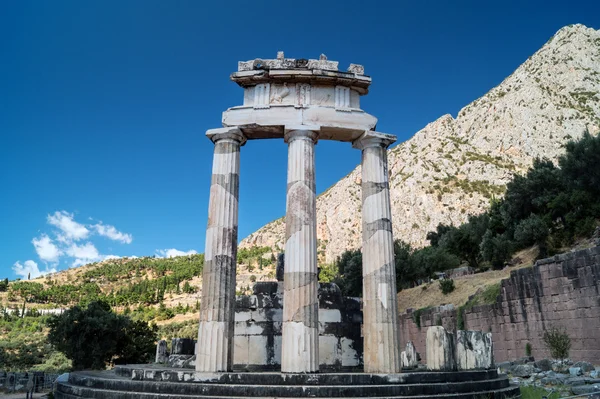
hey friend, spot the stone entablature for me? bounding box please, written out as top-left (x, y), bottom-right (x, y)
top-left (223, 52), bottom-right (378, 143)
top-left (234, 53), bottom-right (369, 92)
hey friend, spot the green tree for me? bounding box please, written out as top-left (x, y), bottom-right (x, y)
top-left (480, 231), bottom-right (512, 270)
top-left (335, 249), bottom-right (363, 297)
top-left (394, 240), bottom-right (419, 290)
top-left (426, 224), bottom-right (453, 247)
top-left (0, 278), bottom-right (8, 292)
top-left (514, 214), bottom-right (550, 256)
top-left (47, 300), bottom-right (157, 370)
top-left (560, 131), bottom-right (600, 198)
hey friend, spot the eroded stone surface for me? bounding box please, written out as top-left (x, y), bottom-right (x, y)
top-left (155, 340), bottom-right (168, 363)
top-left (426, 326), bottom-right (456, 371)
top-left (401, 341), bottom-right (419, 368)
top-left (456, 330), bottom-right (494, 370)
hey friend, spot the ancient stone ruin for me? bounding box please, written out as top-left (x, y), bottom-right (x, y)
top-left (54, 53), bottom-right (520, 399)
top-left (198, 51), bottom-right (401, 374)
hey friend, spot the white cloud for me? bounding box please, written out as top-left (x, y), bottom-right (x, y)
top-left (156, 248), bottom-right (197, 258)
top-left (93, 223), bottom-right (132, 244)
top-left (13, 260), bottom-right (57, 279)
top-left (103, 255), bottom-right (121, 261)
top-left (66, 242), bottom-right (101, 267)
top-left (47, 211), bottom-right (89, 242)
top-left (32, 234), bottom-right (62, 263)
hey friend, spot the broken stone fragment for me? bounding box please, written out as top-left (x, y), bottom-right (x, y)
top-left (426, 326), bottom-right (456, 371)
top-left (401, 341), bottom-right (419, 368)
top-left (155, 339), bottom-right (168, 363)
top-left (456, 330), bottom-right (494, 370)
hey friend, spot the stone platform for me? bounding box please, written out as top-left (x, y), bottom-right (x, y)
top-left (55, 364), bottom-right (521, 398)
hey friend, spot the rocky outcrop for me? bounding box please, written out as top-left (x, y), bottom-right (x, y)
top-left (240, 24), bottom-right (600, 262)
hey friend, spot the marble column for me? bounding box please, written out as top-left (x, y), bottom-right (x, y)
top-left (353, 131), bottom-right (402, 373)
top-left (196, 127), bottom-right (246, 372)
top-left (281, 128), bottom-right (320, 373)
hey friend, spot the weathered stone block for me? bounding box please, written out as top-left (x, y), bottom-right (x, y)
top-left (569, 367), bottom-right (583, 376)
top-left (254, 282), bottom-right (279, 295)
top-left (319, 335), bottom-right (341, 366)
top-left (167, 354), bottom-right (193, 368)
top-left (340, 337), bottom-right (360, 367)
top-left (573, 361), bottom-right (594, 373)
top-left (171, 338), bottom-right (195, 355)
top-left (248, 336), bottom-right (269, 365)
top-left (456, 330), bottom-right (494, 370)
top-left (233, 336), bottom-right (249, 365)
top-left (401, 341), bottom-right (419, 368)
top-left (155, 340), bottom-right (168, 363)
top-left (426, 326), bottom-right (456, 371)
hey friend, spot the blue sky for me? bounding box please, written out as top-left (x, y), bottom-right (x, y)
top-left (1, 0), bottom-right (599, 280)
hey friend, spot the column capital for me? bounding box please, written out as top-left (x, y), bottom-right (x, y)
top-left (352, 130), bottom-right (397, 150)
top-left (284, 125), bottom-right (320, 144)
top-left (206, 127), bottom-right (247, 146)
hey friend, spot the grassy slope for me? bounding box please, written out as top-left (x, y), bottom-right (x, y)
top-left (397, 247), bottom-right (539, 313)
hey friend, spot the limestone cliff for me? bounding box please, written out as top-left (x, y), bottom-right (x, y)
top-left (240, 24), bottom-right (600, 263)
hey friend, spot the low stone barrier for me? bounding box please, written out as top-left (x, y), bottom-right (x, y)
top-left (0, 371), bottom-right (58, 393)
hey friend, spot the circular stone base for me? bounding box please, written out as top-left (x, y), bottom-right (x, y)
top-left (55, 364), bottom-right (521, 398)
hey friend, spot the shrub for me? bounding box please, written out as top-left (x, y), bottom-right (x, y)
top-left (542, 326), bottom-right (571, 360)
top-left (439, 278), bottom-right (455, 295)
top-left (412, 307), bottom-right (431, 329)
top-left (525, 342), bottom-right (532, 357)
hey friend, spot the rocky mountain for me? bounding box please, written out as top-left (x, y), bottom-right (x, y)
top-left (240, 24), bottom-right (600, 263)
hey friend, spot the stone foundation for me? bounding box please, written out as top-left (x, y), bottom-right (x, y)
top-left (234, 281), bottom-right (362, 371)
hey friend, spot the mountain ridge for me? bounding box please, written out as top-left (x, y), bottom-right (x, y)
top-left (239, 24), bottom-right (600, 263)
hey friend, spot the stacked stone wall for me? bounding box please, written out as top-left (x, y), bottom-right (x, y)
top-left (399, 246), bottom-right (600, 364)
top-left (234, 282), bottom-right (363, 371)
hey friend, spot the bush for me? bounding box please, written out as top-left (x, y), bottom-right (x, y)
top-left (542, 326), bottom-right (571, 360)
top-left (525, 342), bottom-right (532, 357)
top-left (439, 278), bottom-right (455, 295)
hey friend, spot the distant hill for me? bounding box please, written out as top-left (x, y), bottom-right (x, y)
top-left (240, 24), bottom-right (600, 263)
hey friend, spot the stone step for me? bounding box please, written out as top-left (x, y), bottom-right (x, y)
top-left (64, 373), bottom-right (511, 397)
top-left (115, 365), bottom-right (500, 385)
top-left (56, 381), bottom-right (521, 399)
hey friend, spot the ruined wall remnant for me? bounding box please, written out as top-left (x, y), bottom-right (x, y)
top-left (400, 246), bottom-right (600, 364)
top-left (234, 282), bottom-right (363, 371)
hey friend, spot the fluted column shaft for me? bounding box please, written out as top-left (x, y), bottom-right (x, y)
top-left (197, 128), bottom-right (246, 372)
top-left (353, 131), bottom-right (401, 373)
top-left (281, 129), bottom-right (319, 373)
